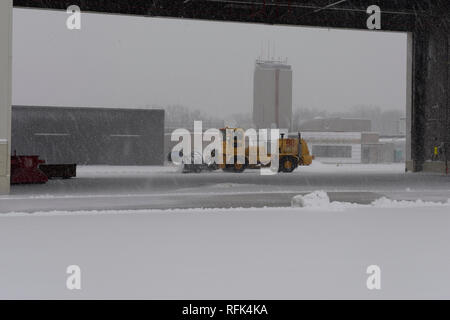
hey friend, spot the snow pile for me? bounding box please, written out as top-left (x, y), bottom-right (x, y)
top-left (292, 191), bottom-right (332, 208)
top-left (291, 191), bottom-right (362, 210)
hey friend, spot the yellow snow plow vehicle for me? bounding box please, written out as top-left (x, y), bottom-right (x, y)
top-left (218, 128), bottom-right (313, 173)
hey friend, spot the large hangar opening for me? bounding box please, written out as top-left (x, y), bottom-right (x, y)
top-left (5, 4), bottom-right (447, 213)
top-left (12, 8), bottom-right (407, 167)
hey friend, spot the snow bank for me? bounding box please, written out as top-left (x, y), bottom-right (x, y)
top-left (292, 191), bottom-right (450, 210)
top-left (2, 192), bottom-right (449, 217)
top-left (371, 197), bottom-right (450, 208)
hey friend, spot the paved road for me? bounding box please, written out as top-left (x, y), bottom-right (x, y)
top-left (8, 169), bottom-right (450, 196)
top-left (1, 167), bottom-right (449, 213)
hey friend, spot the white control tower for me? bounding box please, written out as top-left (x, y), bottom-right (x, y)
top-left (253, 59), bottom-right (292, 130)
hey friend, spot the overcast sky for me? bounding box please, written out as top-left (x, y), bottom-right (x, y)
top-left (12, 8), bottom-right (407, 117)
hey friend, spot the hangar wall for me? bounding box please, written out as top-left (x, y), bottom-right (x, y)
top-left (410, 25), bottom-right (450, 173)
top-left (12, 106), bottom-right (165, 166)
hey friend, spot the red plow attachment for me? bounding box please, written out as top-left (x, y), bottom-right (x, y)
top-left (11, 155), bottom-right (49, 185)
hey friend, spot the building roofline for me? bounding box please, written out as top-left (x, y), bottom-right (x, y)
top-left (12, 105), bottom-right (165, 112)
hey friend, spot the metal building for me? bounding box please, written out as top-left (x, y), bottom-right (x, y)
top-left (253, 60), bottom-right (293, 130)
top-left (12, 106), bottom-right (165, 166)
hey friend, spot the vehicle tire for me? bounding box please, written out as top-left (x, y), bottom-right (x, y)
top-left (280, 156), bottom-right (298, 173)
top-left (194, 166), bottom-right (203, 173)
top-left (233, 156), bottom-right (248, 173)
top-left (233, 163), bottom-right (246, 173)
top-left (222, 165), bottom-right (234, 173)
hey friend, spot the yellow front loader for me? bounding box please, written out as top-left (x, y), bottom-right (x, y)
top-left (218, 128), bottom-right (313, 173)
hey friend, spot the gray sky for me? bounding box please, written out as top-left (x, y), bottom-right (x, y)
top-left (12, 8), bottom-right (407, 117)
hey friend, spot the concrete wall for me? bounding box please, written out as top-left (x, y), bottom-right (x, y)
top-left (12, 106), bottom-right (165, 166)
top-left (0, 1), bottom-right (12, 194)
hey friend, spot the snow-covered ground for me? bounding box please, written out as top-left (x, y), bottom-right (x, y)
top-left (1, 164), bottom-right (449, 299)
top-left (0, 197), bottom-right (449, 299)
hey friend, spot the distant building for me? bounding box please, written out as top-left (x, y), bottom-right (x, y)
top-left (300, 118), bottom-right (404, 164)
top-left (253, 60), bottom-right (292, 130)
top-left (12, 106), bottom-right (165, 165)
top-left (300, 118), bottom-right (371, 132)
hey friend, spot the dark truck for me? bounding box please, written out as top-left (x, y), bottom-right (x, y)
top-left (11, 153), bottom-right (77, 185)
top-left (39, 164), bottom-right (77, 180)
